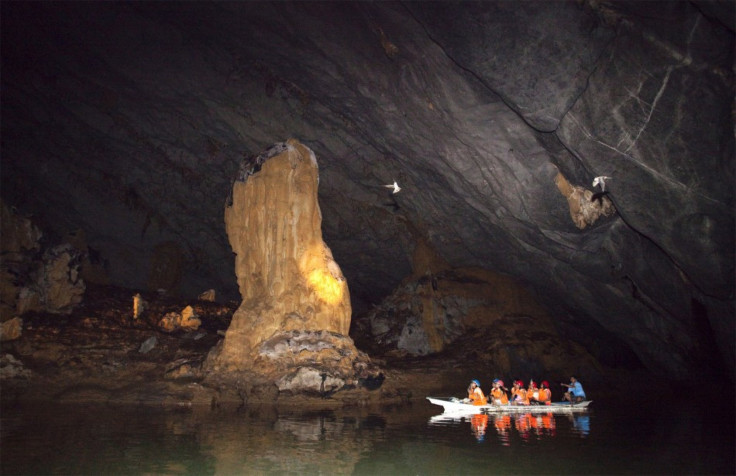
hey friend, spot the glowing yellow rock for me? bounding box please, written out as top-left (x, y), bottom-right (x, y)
top-left (213, 139), bottom-right (352, 367)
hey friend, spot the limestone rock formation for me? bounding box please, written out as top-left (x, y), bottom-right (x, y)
top-left (359, 266), bottom-right (600, 375)
top-left (35, 244), bottom-right (86, 314)
top-left (0, 317), bottom-right (23, 342)
top-left (0, 201), bottom-right (85, 317)
top-left (158, 305), bottom-right (201, 332)
top-left (198, 289), bottom-right (216, 302)
top-left (555, 172), bottom-right (616, 229)
top-left (132, 293), bottom-right (147, 319)
top-left (0, 353), bottom-right (32, 380)
top-left (206, 140), bottom-right (378, 395)
top-left (0, 200), bottom-right (42, 319)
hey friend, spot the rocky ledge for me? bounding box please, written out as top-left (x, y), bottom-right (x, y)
top-left (0, 284), bottom-right (410, 408)
top-left (0, 283), bottom-right (505, 408)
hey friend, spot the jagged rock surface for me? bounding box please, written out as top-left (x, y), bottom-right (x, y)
top-left (205, 140), bottom-right (380, 395)
top-left (358, 267), bottom-right (602, 378)
top-left (1, 1), bottom-right (733, 379)
top-left (0, 201), bottom-right (86, 318)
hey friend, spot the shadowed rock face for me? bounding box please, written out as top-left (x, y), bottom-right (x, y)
top-left (1, 1), bottom-right (733, 379)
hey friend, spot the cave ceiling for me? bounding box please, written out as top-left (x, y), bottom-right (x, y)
top-left (1, 1), bottom-right (734, 378)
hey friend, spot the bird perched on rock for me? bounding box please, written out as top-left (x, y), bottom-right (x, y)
top-left (591, 176), bottom-right (612, 204)
top-left (592, 176), bottom-right (612, 192)
top-left (384, 180), bottom-right (401, 194)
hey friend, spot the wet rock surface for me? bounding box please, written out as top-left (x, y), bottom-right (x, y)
top-left (0, 285), bottom-right (233, 405)
top-left (0, 284), bottom-right (621, 408)
top-left (0, 285), bottom-right (425, 406)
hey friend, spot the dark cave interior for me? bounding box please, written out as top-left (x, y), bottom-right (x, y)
top-left (1, 1), bottom-right (734, 395)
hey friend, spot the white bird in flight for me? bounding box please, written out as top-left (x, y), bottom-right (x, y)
top-left (592, 176), bottom-right (612, 192)
top-left (384, 180), bottom-right (401, 194)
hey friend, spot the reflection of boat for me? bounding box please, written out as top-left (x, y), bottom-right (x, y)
top-left (429, 411), bottom-right (562, 444)
top-left (427, 396), bottom-right (592, 414)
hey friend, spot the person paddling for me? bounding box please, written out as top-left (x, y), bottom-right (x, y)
top-left (561, 376), bottom-right (586, 403)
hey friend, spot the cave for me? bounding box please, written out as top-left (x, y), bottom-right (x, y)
top-left (1, 0), bottom-right (734, 409)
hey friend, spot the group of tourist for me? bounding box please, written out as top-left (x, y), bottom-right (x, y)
top-left (464, 376), bottom-right (586, 406)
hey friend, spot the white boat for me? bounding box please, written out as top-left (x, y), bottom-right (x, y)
top-left (427, 396), bottom-right (592, 414)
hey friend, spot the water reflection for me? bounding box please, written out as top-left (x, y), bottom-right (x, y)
top-left (191, 408), bottom-right (385, 475)
top-left (469, 414), bottom-right (488, 442)
top-left (429, 411), bottom-right (587, 445)
top-left (1, 403), bottom-right (391, 475)
top-left (569, 413), bottom-right (590, 437)
top-left (3, 400), bottom-right (734, 475)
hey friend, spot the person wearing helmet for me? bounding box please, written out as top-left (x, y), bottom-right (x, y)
top-left (561, 376), bottom-right (586, 403)
top-left (528, 380), bottom-right (540, 405)
top-left (490, 379), bottom-right (509, 405)
top-left (464, 379), bottom-right (487, 406)
top-left (538, 381), bottom-right (552, 405)
top-left (511, 380), bottom-right (529, 405)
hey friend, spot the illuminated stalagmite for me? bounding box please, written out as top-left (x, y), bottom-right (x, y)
top-left (206, 139), bottom-right (377, 396)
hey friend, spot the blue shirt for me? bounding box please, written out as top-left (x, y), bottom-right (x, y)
top-left (570, 381), bottom-right (586, 398)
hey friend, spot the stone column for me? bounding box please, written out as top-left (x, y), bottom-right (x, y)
top-left (206, 140), bottom-right (378, 397)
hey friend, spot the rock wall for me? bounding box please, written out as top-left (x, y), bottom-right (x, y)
top-left (358, 265), bottom-right (601, 377)
top-left (0, 200), bottom-right (85, 319)
top-left (206, 140), bottom-right (377, 396)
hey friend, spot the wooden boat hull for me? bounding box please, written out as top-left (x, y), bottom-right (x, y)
top-left (427, 396), bottom-right (592, 414)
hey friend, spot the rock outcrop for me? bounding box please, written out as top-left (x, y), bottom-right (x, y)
top-left (555, 172), bottom-right (616, 229)
top-left (359, 266), bottom-right (601, 377)
top-left (205, 140), bottom-right (379, 396)
top-left (158, 305), bottom-right (201, 332)
top-left (0, 201), bottom-right (85, 319)
top-left (0, 317), bottom-right (23, 342)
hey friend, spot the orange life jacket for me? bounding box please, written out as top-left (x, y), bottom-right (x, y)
top-left (537, 388), bottom-right (551, 402)
top-left (529, 388), bottom-right (540, 402)
top-left (491, 387), bottom-right (508, 404)
top-left (514, 388), bottom-right (529, 405)
top-left (469, 387), bottom-right (487, 405)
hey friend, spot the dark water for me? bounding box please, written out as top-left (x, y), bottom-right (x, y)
top-left (1, 397), bottom-right (733, 475)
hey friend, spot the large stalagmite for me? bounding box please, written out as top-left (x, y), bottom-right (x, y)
top-left (205, 139), bottom-right (378, 398)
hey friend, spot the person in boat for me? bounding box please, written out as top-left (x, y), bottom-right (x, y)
top-left (527, 380), bottom-right (540, 404)
top-left (538, 380), bottom-right (552, 405)
top-left (464, 379), bottom-right (487, 405)
top-left (490, 379), bottom-right (509, 405)
top-left (561, 376), bottom-right (586, 403)
top-left (511, 380), bottom-right (529, 405)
